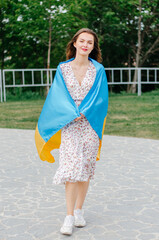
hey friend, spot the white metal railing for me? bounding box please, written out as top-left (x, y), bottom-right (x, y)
top-left (1, 67), bottom-right (159, 102)
top-left (2, 68), bottom-right (56, 102)
top-left (106, 67), bottom-right (159, 96)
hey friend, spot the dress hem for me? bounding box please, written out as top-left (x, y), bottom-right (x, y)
top-left (53, 175), bottom-right (94, 185)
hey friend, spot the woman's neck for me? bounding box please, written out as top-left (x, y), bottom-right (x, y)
top-left (72, 54), bottom-right (89, 67)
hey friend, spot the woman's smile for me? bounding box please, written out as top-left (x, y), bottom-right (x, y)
top-left (82, 48), bottom-right (88, 51)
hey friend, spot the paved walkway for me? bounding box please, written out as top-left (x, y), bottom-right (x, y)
top-left (0, 128), bottom-right (159, 240)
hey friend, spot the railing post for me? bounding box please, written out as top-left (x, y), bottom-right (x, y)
top-left (0, 70), bottom-right (2, 102)
top-left (138, 68), bottom-right (141, 96)
top-left (3, 70), bottom-right (6, 102)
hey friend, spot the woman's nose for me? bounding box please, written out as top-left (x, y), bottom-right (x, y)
top-left (83, 41), bottom-right (88, 47)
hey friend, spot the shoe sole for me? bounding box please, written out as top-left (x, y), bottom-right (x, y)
top-left (74, 223), bottom-right (86, 228)
top-left (60, 227), bottom-right (73, 235)
top-left (60, 230), bottom-right (72, 235)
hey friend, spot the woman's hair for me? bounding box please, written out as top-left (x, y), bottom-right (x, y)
top-left (66, 28), bottom-right (102, 63)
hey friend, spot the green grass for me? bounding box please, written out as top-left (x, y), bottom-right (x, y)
top-left (0, 90), bottom-right (159, 139)
top-left (105, 90), bottom-right (159, 139)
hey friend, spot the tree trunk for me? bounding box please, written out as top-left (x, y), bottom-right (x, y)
top-left (45, 15), bottom-right (52, 97)
top-left (127, 53), bottom-right (131, 93)
top-left (0, 10), bottom-right (4, 70)
top-left (130, 0), bottom-right (142, 93)
top-left (105, 55), bottom-right (112, 93)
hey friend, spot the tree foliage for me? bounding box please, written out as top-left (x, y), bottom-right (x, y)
top-left (1, 0), bottom-right (159, 83)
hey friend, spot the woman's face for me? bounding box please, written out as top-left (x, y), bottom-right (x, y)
top-left (73, 32), bottom-right (94, 57)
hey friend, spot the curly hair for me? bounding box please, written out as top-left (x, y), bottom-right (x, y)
top-left (66, 28), bottom-right (102, 63)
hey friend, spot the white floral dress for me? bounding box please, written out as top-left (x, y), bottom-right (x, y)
top-left (53, 60), bottom-right (99, 185)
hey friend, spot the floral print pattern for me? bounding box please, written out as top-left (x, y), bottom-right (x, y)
top-left (53, 60), bottom-right (99, 185)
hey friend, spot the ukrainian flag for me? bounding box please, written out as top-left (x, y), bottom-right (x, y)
top-left (35, 58), bottom-right (108, 163)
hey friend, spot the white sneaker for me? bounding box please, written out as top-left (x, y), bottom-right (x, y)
top-left (74, 209), bottom-right (86, 227)
top-left (60, 215), bottom-right (74, 235)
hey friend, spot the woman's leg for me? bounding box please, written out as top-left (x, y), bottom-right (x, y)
top-left (65, 182), bottom-right (78, 215)
top-left (75, 179), bottom-right (90, 210)
top-left (65, 179), bottom-right (90, 215)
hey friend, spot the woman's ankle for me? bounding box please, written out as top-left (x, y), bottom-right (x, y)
top-left (67, 212), bottom-right (74, 216)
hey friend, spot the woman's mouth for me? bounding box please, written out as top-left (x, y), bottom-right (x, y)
top-left (82, 48), bottom-right (88, 51)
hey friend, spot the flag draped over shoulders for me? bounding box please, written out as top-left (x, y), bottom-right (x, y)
top-left (35, 57), bottom-right (108, 163)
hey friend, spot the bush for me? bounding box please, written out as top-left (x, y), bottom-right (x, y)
top-left (6, 88), bottom-right (45, 101)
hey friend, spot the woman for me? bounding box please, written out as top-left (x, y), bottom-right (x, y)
top-left (35, 28), bottom-right (108, 236)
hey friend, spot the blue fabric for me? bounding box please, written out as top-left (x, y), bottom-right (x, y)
top-left (38, 57), bottom-right (108, 142)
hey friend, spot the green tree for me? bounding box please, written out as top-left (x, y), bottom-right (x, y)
top-left (1, 0), bottom-right (159, 95)
top-left (129, 0), bottom-right (159, 92)
top-left (87, 0), bottom-right (159, 92)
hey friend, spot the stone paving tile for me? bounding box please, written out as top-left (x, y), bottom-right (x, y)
top-left (0, 128), bottom-right (159, 240)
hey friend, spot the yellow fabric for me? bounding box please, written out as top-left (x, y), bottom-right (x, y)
top-left (35, 117), bottom-right (106, 163)
top-left (96, 117), bottom-right (107, 161)
top-left (35, 125), bottom-right (61, 163)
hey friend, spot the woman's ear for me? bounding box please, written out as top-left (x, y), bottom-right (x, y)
top-left (73, 42), bottom-right (76, 48)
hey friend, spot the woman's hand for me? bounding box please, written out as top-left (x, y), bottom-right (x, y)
top-left (74, 113), bottom-right (85, 122)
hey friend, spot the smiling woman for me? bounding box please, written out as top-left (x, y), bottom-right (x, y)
top-left (34, 28), bottom-right (108, 236)
top-left (66, 28), bottom-right (102, 63)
